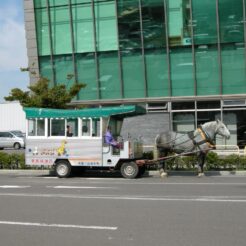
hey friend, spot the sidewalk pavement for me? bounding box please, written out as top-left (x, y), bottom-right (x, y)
top-left (0, 169), bottom-right (51, 176)
top-left (0, 169), bottom-right (246, 177)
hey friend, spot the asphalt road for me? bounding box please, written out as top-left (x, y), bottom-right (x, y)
top-left (0, 173), bottom-right (245, 246)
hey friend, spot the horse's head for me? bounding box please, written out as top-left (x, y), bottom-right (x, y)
top-left (215, 119), bottom-right (230, 139)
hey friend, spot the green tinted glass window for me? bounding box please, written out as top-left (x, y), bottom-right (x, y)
top-left (219, 0), bottom-right (244, 43)
top-left (167, 0), bottom-right (191, 47)
top-left (196, 45), bottom-right (220, 96)
top-left (53, 55), bottom-right (75, 87)
top-left (95, 1), bottom-right (118, 51)
top-left (72, 4), bottom-right (94, 53)
top-left (142, 0), bottom-right (168, 97)
top-left (170, 48), bottom-right (194, 96)
top-left (39, 56), bottom-right (53, 83)
top-left (50, 6), bottom-right (72, 54)
top-left (121, 51), bottom-right (145, 98)
top-left (145, 50), bottom-right (169, 97)
top-left (71, 0), bottom-right (90, 3)
top-left (99, 52), bottom-right (121, 99)
top-left (142, 0), bottom-right (166, 49)
top-left (221, 44), bottom-right (246, 94)
top-left (193, 0), bottom-right (220, 95)
top-left (35, 8), bottom-right (50, 56)
top-left (76, 53), bottom-right (98, 100)
top-left (192, 0), bottom-right (217, 44)
top-left (49, 0), bottom-right (68, 6)
top-left (34, 0), bottom-right (46, 8)
top-left (168, 0), bottom-right (194, 96)
top-left (117, 0), bottom-right (141, 50)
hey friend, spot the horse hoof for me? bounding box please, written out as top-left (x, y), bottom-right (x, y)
top-left (197, 173), bottom-right (205, 177)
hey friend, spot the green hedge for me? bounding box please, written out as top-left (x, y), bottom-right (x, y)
top-left (0, 152), bottom-right (26, 169)
top-left (144, 151), bottom-right (246, 171)
top-left (0, 151), bottom-right (246, 171)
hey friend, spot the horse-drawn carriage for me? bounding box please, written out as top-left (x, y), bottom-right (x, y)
top-left (24, 106), bottom-right (230, 179)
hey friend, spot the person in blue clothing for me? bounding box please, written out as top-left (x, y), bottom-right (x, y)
top-left (104, 126), bottom-right (120, 148)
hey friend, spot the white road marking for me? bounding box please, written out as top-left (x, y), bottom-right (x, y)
top-left (41, 177), bottom-right (58, 179)
top-left (136, 182), bottom-right (246, 186)
top-left (0, 192), bottom-right (246, 203)
top-left (0, 186), bottom-right (30, 189)
top-left (0, 221), bottom-right (117, 231)
top-left (86, 178), bottom-right (123, 180)
top-left (47, 186), bottom-right (115, 189)
top-left (48, 182), bottom-right (246, 186)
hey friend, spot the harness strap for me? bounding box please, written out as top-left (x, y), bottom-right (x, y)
top-left (188, 131), bottom-right (197, 146)
top-left (197, 127), bottom-right (216, 149)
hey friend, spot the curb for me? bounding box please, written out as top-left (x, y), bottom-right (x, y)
top-left (0, 170), bottom-right (50, 176)
top-left (147, 170), bottom-right (246, 177)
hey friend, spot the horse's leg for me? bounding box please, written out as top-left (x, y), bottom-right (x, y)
top-left (197, 152), bottom-right (206, 177)
top-left (157, 148), bottom-right (168, 178)
top-left (158, 161), bottom-right (168, 178)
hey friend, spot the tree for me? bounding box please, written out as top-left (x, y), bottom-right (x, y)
top-left (5, 76), bottom-right (86, 109)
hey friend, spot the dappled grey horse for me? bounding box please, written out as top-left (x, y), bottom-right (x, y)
top-left (155, 120), bottom-right (230, 177)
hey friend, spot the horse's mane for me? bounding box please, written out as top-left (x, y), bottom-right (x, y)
top-left (201, 121), bottom-right (217, 128)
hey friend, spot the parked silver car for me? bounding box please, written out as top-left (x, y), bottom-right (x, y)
top-left (0, 131), bottom-right (25, 149)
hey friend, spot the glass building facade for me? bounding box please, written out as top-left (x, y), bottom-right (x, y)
top-left (24, 0), bottom-right (246, 147)
top-left (33, 0), bottom-right (246, 100)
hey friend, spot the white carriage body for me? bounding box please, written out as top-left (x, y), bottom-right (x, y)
top-left (24, 106), bottom-right (145, 178)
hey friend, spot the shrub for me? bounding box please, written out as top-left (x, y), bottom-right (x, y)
top-left (143, 151), bottom-right (153, 160)
top-left (239, 156), bottom-right (246, 170)
top-left (0, 152), bottom-right (11, 169)
top-left (222, 154), bottom-right (239, 170)
top-left (9, 153), bottom-right (26, 169)
top-left (0, 152), bottom-right (25, 169)
top-left (166, 156), bottom-right (197, 170)
top-left (205, 152), bottom-right (221, 170)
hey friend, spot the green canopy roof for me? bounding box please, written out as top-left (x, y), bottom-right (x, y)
top-left (24, 105), bottom-right (146, 119)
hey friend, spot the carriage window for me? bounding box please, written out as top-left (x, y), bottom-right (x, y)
top-left (67, 119), bottom-right (78, 137)
top-left (28, 119), bottom-right (45, 136)
top-left (37, 119), bottom-right (45, 136)
top-left (92, 118), bottom-right (100, 137)
top-left (82, 119), bottom-right (91, 136)
top-left (51, 119), bottom-right (65, 136)
top-left (28, 119), bottom-right (35, 136)
top-left (109, 118), bottom-right (122, 137)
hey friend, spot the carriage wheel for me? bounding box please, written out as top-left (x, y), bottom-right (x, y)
top-left (55, 160), bottom-right (72, 178)
top-left (120, 162), bottom-right (139, 179)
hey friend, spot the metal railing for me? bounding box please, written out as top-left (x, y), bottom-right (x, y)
top-left (212, 145), bottom-right (240, 156)
top-left (143, 144), bottom-right (245, 156)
